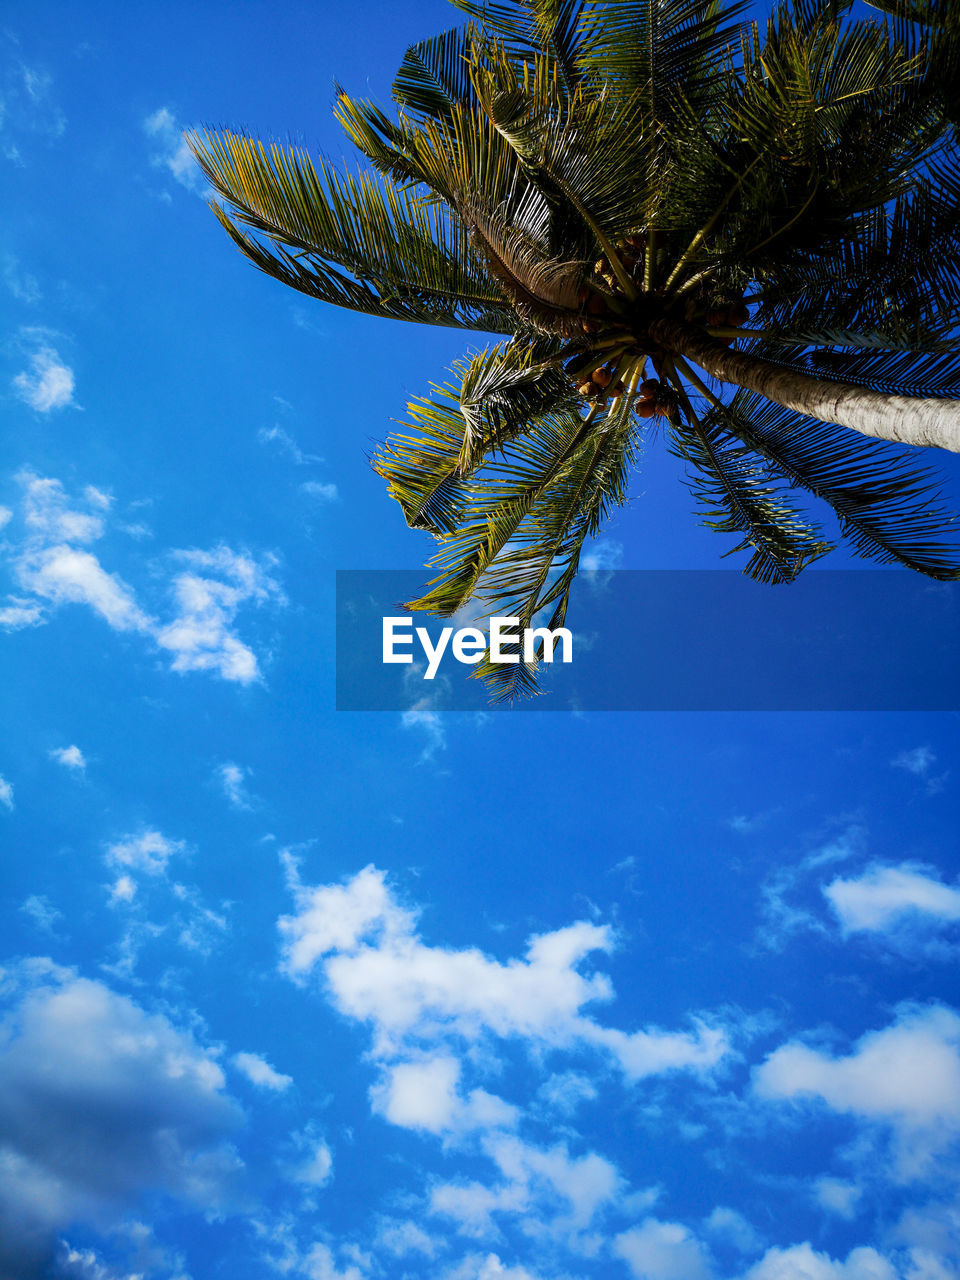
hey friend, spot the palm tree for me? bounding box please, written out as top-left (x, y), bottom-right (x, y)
top-left (190, 0), bottom-right (960, 696)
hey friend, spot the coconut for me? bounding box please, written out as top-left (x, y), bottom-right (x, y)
top-left (727, 301), bottom-right (749, 326)
top-left (639, 378), bottom-right (661, 399)
top-left (592, 367), bottom-right (613, 388)
top-left (578, 382), bottom-right (594, 397)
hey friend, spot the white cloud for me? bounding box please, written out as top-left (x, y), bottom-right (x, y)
top-left (813, 1178), bottom-right (862, 1220)
top-left (49, 744), bottom-right (85, 771)
top-left (232, 1051), bottom-right (292, 1092)
top-left (105, 830), bottom-right (185, 877)
top-left (217, 761), bottom-right (254, 810)
top-left (296, 1242), bottom-right (363, 1280)
top-left (581, 538), bottom-right (623, 573)
top-left (143, 107), bottom-right (205, 194)
top-left (12, 344), bottom-right (75, 411)
top-left (754, 1005), bottom-right (960, 1179)
top-left (591, 1020), bottom-right (729, 1081)
top-left (375, 1216), bottom-right (438, 1257)
top-left (0, 61), bottom-right (65, 157)
top-left (431, 1133), bottom-right (622, 1242)
top-left (703, 1207), bottom-right (762, 1254)
top-left (155, 546), bottom-right (283, 684)
top-left (614, 1218), bottom-right (714, 1280)
top-left (108, 876), bottom-right (136, 905)
top-left (402, 700), bottom-right (447, 760)
top-left (288, 1130), bottom-right (334, 1188)
top-left (19, 895), bottom-right (62, 935)
top-left (301, 480), bottom-right (339, 502)
top-left (824, 865), bottom-right (960, 934)
top-left (0, 473), bottom-right (284, 683)
top-left (278, 864), bottom-right (730, 1084)
top-left (17, 545), bottom-right (148, 630)
top-left (372, 1054), bottom-right (460, 1133)
top-left (170, 882), bottom-right (230, 955)
top-left (535, 1070), bottom-right (598, 1116)
top-left (257, 424), bottom-right (323, 466)
top-left (756, 828), bottom-right (862, 949)
top-left (3, 255), bottom-right (40, 303)
top-left (443, 1254), bottom-right (542, 1280)
top-left (740, 1243), bottom-right (897, 1280)
top-left (0, 773), bottom-right (12, 809)
top-left (371, 1056), bottom-right (517, 1136)
top-left (0, 597), bottom-right (45, 630)
top-left (21, 473), bottom-right (103, 543)
top-left (892, 747), bottom-right (936, 776)
top-left (0, 963), bottom-right (242, 1278)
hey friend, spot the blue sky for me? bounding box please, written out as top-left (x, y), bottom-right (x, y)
top-left (2, 3), bottom-right (960, 1279)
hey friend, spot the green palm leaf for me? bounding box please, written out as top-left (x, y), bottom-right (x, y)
top-left (702, 389), bottom-right (960, 578)
top-left (195, 0), bottom-right (960, 697)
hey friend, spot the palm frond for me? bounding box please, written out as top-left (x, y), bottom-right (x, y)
top-left (190, 129), bottom-right (517, 330)
top-left (666, 388), bottom-right (832, 582)
top-left (393, 26), bottom-right (480, 120)
top-left (405, 389), bottom-right (640, 699)
top-left (704, 390), bottom-right (960, 578)
top-left (373, 339), bottom-right (574, 532)
top-left (577, 0), bottom-right (751, 119)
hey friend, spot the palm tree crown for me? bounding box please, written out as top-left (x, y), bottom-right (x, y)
top-left (191, 0), bottom-right (960, 697)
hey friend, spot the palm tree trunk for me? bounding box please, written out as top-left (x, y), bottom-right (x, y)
top-left (651, 320), bottom-right (960, 453)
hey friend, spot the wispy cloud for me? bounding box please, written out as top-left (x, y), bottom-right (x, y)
top-left (232, 1051), bottom-right (293, 1092)
top-left (156, 546), bottom-right (284, 684)
top-left (1, 472), bottom-right (284, 684)
top-left (105, 830), bottom-right (185, 877)
top-left (12, 340), bottom-right (75, 412)
top-left (257, 424), bottom-right (323, 467)
top-left (19, 894), bottom-right (63, 935)
top-left (812, 1177), bottom-right (861, 1220)
top-left (216, 761), bottom-right (256, 810)
top-left (102, 830), bottom-right (230, 973)
top-left (0, 56), bottom-right (65, 161)
top-left (300, 479), bottom-right (339, 502)
top-left (756, 829), bottom-right (862, 950)
top-left (50, 744), bottom-right (86, 771)
top-left (3, 254), bottom-right (41, 303)
top-left (891, 745), bottom-right (948, 795)
top-left (278, 861), bottom-right (731, 1089)
top-left (581, 538), bottom-right (623, 574)
top-left (892, 746), bottom-right (936, 776)
top-left (614, 1217), bottom-right (713, 1280)
top-left (824, 863), bottom-right (960, 935)
top-left (143, 106), bottom-right (205, 194)
top-left (754, 1003), bottom-right (960, 1182)
top-left (402, 700), bottom-right (447, 761)
top-left (0, 773), bottom-right (13, 810)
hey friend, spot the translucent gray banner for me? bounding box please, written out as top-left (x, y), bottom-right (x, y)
top-left (336, 570), bottom-right (960, 711)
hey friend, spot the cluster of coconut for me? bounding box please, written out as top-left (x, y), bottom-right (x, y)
top-left (575, 363), bottom-right (624, 401)
top-left (704, 299), bottom-right (749, 329)
top-left (576, 235), bottom-right (647, 333)
top-left (633, 378), bottom-right (675, 419)
top-left (596, 233), bottom-right (646, 288)
top-left (574, 368), bottom-right (674, 418)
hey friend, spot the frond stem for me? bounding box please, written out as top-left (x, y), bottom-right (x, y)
top-left (662, 155), bottom-right (763, 296)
